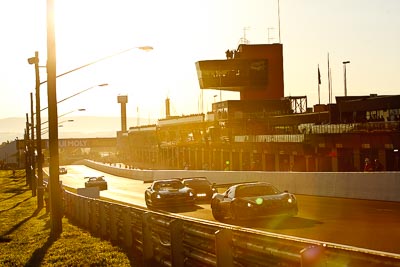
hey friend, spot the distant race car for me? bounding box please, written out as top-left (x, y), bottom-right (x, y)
top-left (59, 167), bottom-right (67, 175)
top-left (84, 176), bottom-right (108, 190)
top-left (181, 177), bottom-right (217, 202)
top-left (211, 182), bottom-right (298, 221)
top-left (145, 179), bottom-right (195, 208)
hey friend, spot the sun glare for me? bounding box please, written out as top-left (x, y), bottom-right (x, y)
top-left (51, 2), bottom-right (154, 117)
top-left (44, 0), bottom-right (274, 119)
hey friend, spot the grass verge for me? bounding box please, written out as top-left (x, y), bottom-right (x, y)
top-left (0, 169), bottom-right (132, 266)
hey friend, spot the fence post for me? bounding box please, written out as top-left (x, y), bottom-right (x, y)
top-left (215, 229), bottom-right (233, 267)
top-left (122, 207), bottom-right (133, 249)
top-left (170, 219), bottom-right (184, 267)
top-left (142, 212), bottom-right (153, 267)
top-left (83, 198), bottom-right (90, 228)
top-left (89, 200), bottom-right (97, 234)
top-left (109, 204), bottom-right (118, 242)
top-left (78, 197), bottom-right (84, 225)
top-left (99, 203), bottom-right (108, 239)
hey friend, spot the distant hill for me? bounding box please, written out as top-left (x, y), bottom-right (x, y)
top-left (0, 116), bottom-right (154, 143)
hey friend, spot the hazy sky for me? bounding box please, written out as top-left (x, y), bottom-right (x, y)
top-left (1, 0), bottom-right (399, 124)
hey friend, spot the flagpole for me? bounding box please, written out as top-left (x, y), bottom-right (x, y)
top-left (327, 53), bottom-right (331, 104)
top-left (318, 64), bottom-right (321, 105)
top-left (329, 66), bottom-right (333, 102)
top-left (318, 83), bottom-right (321, 105)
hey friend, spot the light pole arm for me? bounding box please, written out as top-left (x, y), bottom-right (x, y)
top-left (56, 84), bottom-right (108, 106)
top-left (41, 109), bottom-right (85, 125)
top-left (39, 46), bottom-right (153, 86)
top-left (38, 83), bottom-right (107, 113)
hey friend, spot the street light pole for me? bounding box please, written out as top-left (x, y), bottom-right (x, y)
top-left (47, 0), bottom-right (62, 238)
top-left (343, 61), bottom-right (350, 97)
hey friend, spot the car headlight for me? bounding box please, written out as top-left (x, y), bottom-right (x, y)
top-left (236, 200), bottom-right (253, 208)
top-left (287, 195), bottom-right (296, 204)
top-left (255, 197), bottom-right (263, 205)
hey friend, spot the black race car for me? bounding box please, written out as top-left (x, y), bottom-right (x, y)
top-left (211, 182), bottom-right (298, 221)
top-left (145, 179), bottom-right (195, 208)
top-left (84, 176), bottom-right (108, 190)
top-left (181, 177), bottom-right (217, 202)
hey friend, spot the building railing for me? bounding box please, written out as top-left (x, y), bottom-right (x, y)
top-left (304, 121), bottom-right (399, 135)
top-left (235, 134), bottom-right (304, 143)
top-left (232, 121), bottom-right (399, 144)
top-left (63, 190), bottom-right (400, 266)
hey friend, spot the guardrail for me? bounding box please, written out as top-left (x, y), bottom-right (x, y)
top-left (62, 190), bottom-right (400, 267)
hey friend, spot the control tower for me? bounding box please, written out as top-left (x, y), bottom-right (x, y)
top-left (195, 43), bottom-right (284, 100)
top-left (117, 95), bottom-right (128, 132)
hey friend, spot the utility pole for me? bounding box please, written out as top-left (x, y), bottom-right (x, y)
top-left (47, 0), bottom-right (62, 237)
top-left (28, 51), bottom-right (44, 208)
top-left (25, 113), bottom-right (32, 188)
top-left (30, 93), bottom-right (36, 197)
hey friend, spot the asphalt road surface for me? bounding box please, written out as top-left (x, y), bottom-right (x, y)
top-left (56, 165), bottom-right (400, 255)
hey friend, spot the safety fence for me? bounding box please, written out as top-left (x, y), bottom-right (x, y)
top-left (63, 190), bottom-right (400, 267)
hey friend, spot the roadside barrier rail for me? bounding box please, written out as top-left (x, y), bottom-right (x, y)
top-left (62, 190), bottom-right (400, 267)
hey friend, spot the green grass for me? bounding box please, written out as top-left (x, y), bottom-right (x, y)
top-left (0, 169), bottom-right (132, 266)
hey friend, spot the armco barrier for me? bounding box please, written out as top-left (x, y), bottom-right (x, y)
top-left (63, 190), bottom-right (400, 267)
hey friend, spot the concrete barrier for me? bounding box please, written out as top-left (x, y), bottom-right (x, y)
top-left (77, 187), bottom-right (100, 198)
top-left (81, 160), bottom-right (400, 202)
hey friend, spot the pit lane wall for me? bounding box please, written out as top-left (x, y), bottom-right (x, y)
top-left (82, 160), bottom-right (400, 202)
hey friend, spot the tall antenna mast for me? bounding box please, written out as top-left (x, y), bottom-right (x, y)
top-left (136, 106), bottom-right (139, 126)
top-left (267, 27), bottom-right (275, 43)
top-left (239, 27), bottom-right (250, 44)
top-left (278, 0), bottom-right (281, 43)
